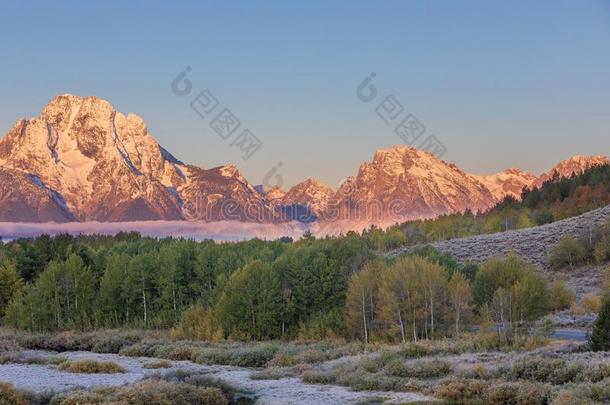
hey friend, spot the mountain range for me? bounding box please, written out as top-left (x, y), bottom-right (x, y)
top-left (0, 95), bottom-right (607, 230)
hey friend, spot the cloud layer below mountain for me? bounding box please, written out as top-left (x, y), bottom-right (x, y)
top-left (0, 221), bottom-right (308, 242)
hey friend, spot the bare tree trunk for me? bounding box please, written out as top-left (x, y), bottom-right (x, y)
top-left (361, 292), bottom-right (368, 344)
top-left (398, 308), bottom-right (406, 344)
top-left (424, 316), bottom-right (429, 340)
top-left (413, 316), bottom-right (418, 342)
top-left (508, 292), bottom-right (512, 330)
top-left (142, 281), bottom-right (147, 325)
top-left (430, 292), bottom-right (435, 337)
top-left (55, 287), bottom-right (60, 328)
top-left (74, 276), bottom-right (79, 313)
top-left (172, 283), bottom-right (177, 313)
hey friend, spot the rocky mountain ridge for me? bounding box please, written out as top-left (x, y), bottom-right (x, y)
top-left (0, 95), bottom-right (273, 222)
top-left (0, 94), bottom-right (607, 227)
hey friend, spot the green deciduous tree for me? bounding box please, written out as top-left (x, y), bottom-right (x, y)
top-left (473, 255), bottom-right (528, 307)
top-left (548, 281), bottom-right (575, 311)
top-left (448, 272), bottom-right (472, 335)
top-left (346, 260), bottom-right (381, 343)
top-left (548, 235), bottom-right (589, 269)
top-left (216, 261), bottom-right (282, 340)
top-left (475, 255), bottom-right (551, 327)
top-left (513, 273), bottom-right (550, 323)
top-left (0, 259), bottom-right (23, 318)
top-left (98, 253), bottom-right (131, 326)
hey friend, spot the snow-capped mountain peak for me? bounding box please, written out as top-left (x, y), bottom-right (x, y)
top-left (0, 95), bottom-right (275, 222)
top-left (324, 145), bottom-right (497, 230)
top-left (0, 95), bottom-right (608, 229)
top-left (473, 168), bottom-right (537, 201)
top-left (280, 178), bottom-right (334, 216)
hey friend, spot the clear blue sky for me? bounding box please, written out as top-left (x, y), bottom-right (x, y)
top-left (1, 1), bottom-right (609, 189)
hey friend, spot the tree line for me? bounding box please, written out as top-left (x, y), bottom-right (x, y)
top-left (0, 231), bottom-right (571, 342)
top-left (0, 232), bottom-right (371, 338)
top-left (345, 253), bottom-right (569, 343)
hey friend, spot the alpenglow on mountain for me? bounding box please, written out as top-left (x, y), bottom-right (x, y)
top-left (0, 95), bottom-right (607, 228)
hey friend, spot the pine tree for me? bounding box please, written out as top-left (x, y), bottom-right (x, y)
top-left (589, 294), bottom-right (610, 351)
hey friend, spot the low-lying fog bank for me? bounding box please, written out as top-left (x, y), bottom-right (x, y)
top-left (0, 221), bottom-right (309, 242)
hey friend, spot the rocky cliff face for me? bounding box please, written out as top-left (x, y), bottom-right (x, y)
top-left (0, 95), bottom-right (275, 222)
top-left (279, 179), bottom-right (334, 216)
top-left (0, 167), bottom-right (74, 222)
top-left (321, 146), bottom-right (497, 227)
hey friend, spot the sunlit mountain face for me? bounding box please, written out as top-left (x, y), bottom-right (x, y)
top-left (0, 95), bottom-right (607, 238)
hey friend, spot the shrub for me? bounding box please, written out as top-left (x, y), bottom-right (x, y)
top-left (297, 307), bottom-right (346, 340)
top-left (579, 362), bottom-right (610, 382)
top-left (154, 343), bottom-right (201, 361)
top-left (89, 331), bottom-right (142, 353)
top-left (550, 391), bottom-right (598, 405)
top-left (385, 359), bottom-right (452, 379)
top-left (302, 370), bottom-right (336, 384)
top-left (359, 351), bottom-right (400, 373)
top-left (153, 369), bottom-right (238, 402)
top-left (53, 372), bottom-right (234, 405)
top-left (299, 349), bottom-right (327, 364)
top-left (250, 368), bottom-right (294, 380)
top-left (227, 345), bottom-right (278, 367)
top-left (485, 381), bottom-right (549, 405)
top-left (114, 380), bottom-right (228, 405)
top-left (5, 330), bottom-right (145, 354)
top-left (119, 340), bottom-right (163, 357)
top-left (195, 348), bottom-right (232, 366)
top-left (548, 281), bottom-right (576, 311)
top-left (399, 342), bottom-right (432, 358)
top-left (434, 378), bottom-right (489, 404)
top-left (0, 351), bottom-right (65, 366)
top-left (548, 236), bottom-right (589, 269)
top-left (0, 337), bottom-right (21, 352)
top-left (58, 359), bottom-right (126, 374)
top-left (589, 294), bottom-right (610, 351)
top-left (593, 238), bottom-right (610, 263)
top-left (509, 357), bottom-right (581, 384)
top-left (577, 380), bottom-right (610, 403)
top-left (142, 360), bottom-right (173, 369)
top-left (435, 378), bottom-right (549, 405)
top-left (459, 364), bottom-right (494, 380)
top-left (195, 344), bottom-right (278, 367)
top-left (56, 391), bottom-right (108, 405)
top-left (582, 293), bottom-right (603, 313)
top-left (266, 351), bottom-right (299, 368)
top-left (508, 357), bottom-right (610, 384)
top-left (170, 305), bottom-right (222, 341)
top-left (336, 372), bottom-right (404, 392)
top-left (0, 382), bottom-right (28, 405)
